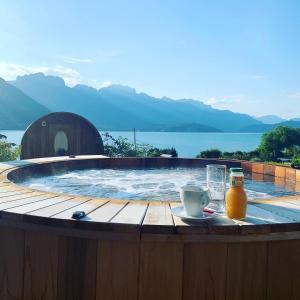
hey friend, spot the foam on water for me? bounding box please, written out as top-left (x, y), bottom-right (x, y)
top-left (21, 168), bottom-right (297, 201)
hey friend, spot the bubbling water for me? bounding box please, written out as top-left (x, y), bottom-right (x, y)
top-left (20, 168), bottom-right (297, 201)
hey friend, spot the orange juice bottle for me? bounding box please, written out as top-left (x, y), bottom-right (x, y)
top-left (226, 168), bottom-right (247, 219)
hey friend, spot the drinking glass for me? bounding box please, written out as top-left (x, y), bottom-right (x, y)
top-left (206, 164), bottom-right (227, 213)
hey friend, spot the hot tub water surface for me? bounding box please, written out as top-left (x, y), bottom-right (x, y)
top-left (20, 168), bottom-right (298, 201)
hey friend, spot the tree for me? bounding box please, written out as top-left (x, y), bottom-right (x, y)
top-left (258, 126), bottom-right (300, 161)
top-left (0, 134), bottom-right (20, 162)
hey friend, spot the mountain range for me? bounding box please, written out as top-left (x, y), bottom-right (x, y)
top-left (0, 72), bottom-right (299, 132)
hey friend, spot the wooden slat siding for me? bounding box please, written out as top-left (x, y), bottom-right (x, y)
top-left (142, 202), bottom-right (174, 234)
top-left (0, 191), bottom-right (44, 204)
top-left (275, 166), bottom-right (286, 178)
top-left (52, 198), bottom-right (108, 219)
top-left (139, 241), bottom-right (183, 300)
top-left (226, 242), bottom-right (267, 300)
top-left (182, 243), bottom-right (227, 300)
top-left (169, 202), bottom-right (239, 235)
top-left (23, 231), bottom-right (58, 300)
top-left (85, 200), bottom-right (128, 222)
top-left (0, 194), bottom-right (59, 211)
top-left (251, 201), bottom-right (300, 221)
top-left (267, 240), bottom-right (300, 300)
top-left (296, 169), bottom-right (300, 182)
top-left (4, 195), bottom-right (74, 214)
top-left (286, 167), bottom-right (296, 181)
top-left (295, 182), bottom-right (300, 193)
top-left (0, 228), bottom-right (24, 300)
top-left (240, 161), bottom-right (252, 173)
top-left (96, 241), bottom-right (139, 300)
top-left (57, 237), bottom-right (97, 300)
top-left (251, 172), bottom-right (264, 182)
top-left (111, 201), bottom-right (148, 225)
top-left (27, 196), bottom-right (91, 217)
top-left (264, 164), bottom-right (275, 176)
top-left (252, 163), bottom-right (264, 174)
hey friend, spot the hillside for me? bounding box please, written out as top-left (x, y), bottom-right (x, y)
top-left (0, 78), bottom-right (50, 129)
top-left (10, 73), bottom-right (262, 131)
top-left (256, 115), bottom-right (286, 124)
top-left (240, 120), bottom-right (300, 133)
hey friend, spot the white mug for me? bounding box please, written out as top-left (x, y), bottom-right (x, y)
top-left (180, 185), bottom-right (210, 217)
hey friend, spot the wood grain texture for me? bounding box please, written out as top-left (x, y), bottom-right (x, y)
top-left (23, 231), bottom-right (59, 300)
top-left (0, 228), bottom-right (24, 300)
top-left (183, 243), bottom-right (227, 300)
top-left (267, 240), bottom-right (300, 300)
top-left (28, 196), bottom-right (91, 217)
top-left (142, 202), bottom-right (174, 234)
top-left (52, 198), bottom-right (108, 219)
top-left (5, 195), bottom-right (73, 214)
top-left (111, 201), bottom-right (148, 225)
top-left (57, 236), bottom-right (97, 300)
top-left (226, 242), bottom-right (267, 300)
top-left (0, 193), bottom-right (56, 211)
top-left (139, 241), bottom-right (183, 300)
top-left (96, 240), bottom-right (139, 300)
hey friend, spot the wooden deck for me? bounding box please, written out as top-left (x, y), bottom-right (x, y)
top-left (0, 156), bottom-right (300, 300)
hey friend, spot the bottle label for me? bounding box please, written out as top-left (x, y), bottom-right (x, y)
top-left (230, 176), bottom-right (244, 187)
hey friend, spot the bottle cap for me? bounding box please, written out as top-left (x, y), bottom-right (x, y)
top-left (230, 167), bottom-right (243, 173)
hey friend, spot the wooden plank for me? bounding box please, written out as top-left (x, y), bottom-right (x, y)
top-left (4, 195), bottom-right (73, 214)
top-left (296, 169), bottom-right (300, 182)
top-left (0, 191), bottom-right (44, 204)
top-left (275, 166), bottom-right (286, 178)
top-left (57, 236), bottom-right (97, 300)
top-left (27, 196), bottom-right (91, 217)
top-left (0, 193), bottom-right (58, 211)
top-left (23, 231), bottom-right (59, 300)
top-left (52, 198), bottom-right (108, 219)
top-left (246, 203), bottom-right (292, 224)
top-left (0, 190), bottom-right (34, 199)
top-left (267, 240), bottom-right (300, 300)
top-left (0, 228), bottom-right (24, 300)
top-left (251, 201), bottom-right (300, 222)
top-left (139, 241), bottom-right (183, 300)
top-left (286, 168), bottom-right (296, 181)
top-left (85, 200), bottom-right (128, 222)
top-left (182, 243), bottom-right (227, 300)
top-left (111, 201), bottom-right (148, 224)
top-left (96, 240), bottom-right (139, 300)
top-left (142, 201), bottom-right (175, 233)
top-left (226, 242), bottom-right (267, 300)
top-left (170, 202), bottom-right (239, 235)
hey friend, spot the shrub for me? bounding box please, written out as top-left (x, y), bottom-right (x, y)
top-left (0, 134), bottom-right (20, 162)
top-left (102, 132), bottom-right (178, 157)
top-left (196, 149), bottom-right (222, 158)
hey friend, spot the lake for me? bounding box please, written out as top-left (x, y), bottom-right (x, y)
top-left (0, 130), bottom-right (262, 158)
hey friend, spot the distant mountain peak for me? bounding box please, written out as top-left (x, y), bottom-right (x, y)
top-left (101, 84), bottom-right (136, 94)
top-left (15, 72), bottom-right (66, 87)
top-left (256, 114), bottom-right (286, 124)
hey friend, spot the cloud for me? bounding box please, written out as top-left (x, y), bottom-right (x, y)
top-left (60, 56), bottom-right (92, 64)
top-left (205, 95), bottom-right (243, 110)
top-left (0, 62), bottom-right (81, 86)
top-left (98, 81), bottom-right (112, 88)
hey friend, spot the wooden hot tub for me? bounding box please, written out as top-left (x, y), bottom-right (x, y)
top-left (0, 156), bottom-right (299, 300)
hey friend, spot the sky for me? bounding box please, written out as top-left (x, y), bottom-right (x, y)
top-left (1, 0), bottom-right (300, 118)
